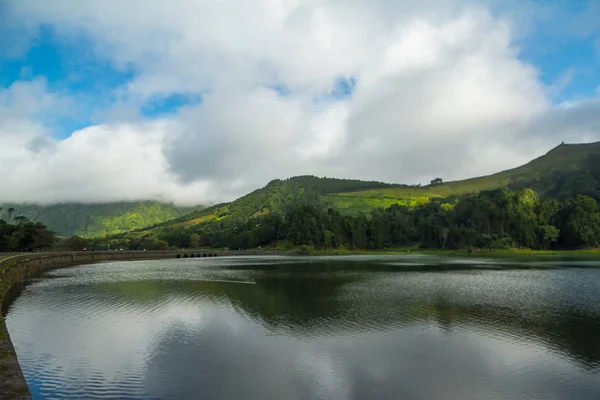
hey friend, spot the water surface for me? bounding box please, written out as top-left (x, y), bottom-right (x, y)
top-left (6, 255), bottom-right (600, 399)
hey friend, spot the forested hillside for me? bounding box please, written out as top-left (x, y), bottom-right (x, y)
top-left (128, 142), bottom-right (600, 234)
top-left (445, 141), bottom-right (600, 200)
top-left (326, 142), bottom-right (600, 214)
top-left (0, 202), bottom-right (199, 237)
top-left (92, 141), bottom-right (600, 252)
top-left (95, 188), bottom-right (600, 251)
top-left (138, 176), bottom-right (403, 230)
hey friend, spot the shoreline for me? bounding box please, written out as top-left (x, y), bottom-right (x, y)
top-left (298, 247), bottom-right (600, 258)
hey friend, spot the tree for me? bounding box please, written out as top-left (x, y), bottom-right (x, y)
top-left (461, 229), bottom-right (480, 252)
top-left (4, 221), bottom-right (55, 251)
top-left (127, 236), bottom-right (144, 250)
top-left (538, 225), bottom-right (560, 250)
top-left (59, 235), bottom-right (92, 251)
top-left (556, 195), bottom-right (600, 248)
top-left (13, 215), bottom-right (28, 226)
top-left (323, 230), bottom-right (334, 249)
top-left (190, 233), bottom-right (201, 248)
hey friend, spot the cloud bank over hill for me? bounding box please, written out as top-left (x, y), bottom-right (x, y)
top-left (1, 0), bottom-right (599, 205)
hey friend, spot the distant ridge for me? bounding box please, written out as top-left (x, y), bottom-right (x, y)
top-left (0, 201), bottom-right (201, 237)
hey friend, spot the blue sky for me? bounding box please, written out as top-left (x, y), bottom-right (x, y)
top-left (515, 0), bottom-right (600, 102)
top-left (0, 26), bottom-right (134, 137)
top-left (0, 25), bottom-right (359, 135)
top-left (522, 36), bottom-right (599, 101)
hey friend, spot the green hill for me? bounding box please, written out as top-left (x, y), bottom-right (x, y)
top-left (53, 141), bottom-right (600, 243)
top-left (93, 141), bottom-right (600, 251)
top-left (325, 142), bottom-right (600, 214)
top-left (124, 141), bottom-right (600, 236)
top-left (137, 176), bottom-right (404, 230)
top-left (0, 201), bottom-right (200, 237)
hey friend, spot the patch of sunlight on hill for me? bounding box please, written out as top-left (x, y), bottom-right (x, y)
top-left (323, 194), bottom-right (433, 215)
top-left (324, 175), bottom-right (514, 215)
top-left (182, 214), bottom-right (218, 227)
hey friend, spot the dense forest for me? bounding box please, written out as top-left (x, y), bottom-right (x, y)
top-left (0, 207), bottom-right (56, 252)
top-left (95, 188), bottom-right (600, 252)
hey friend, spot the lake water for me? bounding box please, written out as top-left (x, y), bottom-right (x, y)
top-left (5, 255), bottom-right (600, 399)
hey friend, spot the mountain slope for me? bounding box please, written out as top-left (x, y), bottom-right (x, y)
top-left (87, 141), bottom-right (600, 240)
top-left (441, 141), bottom-right (600, 196)
top-left (141, 176), bottom-right (404, 231)
top-left (325, 141), bottom-right (600, 214)
top-left (0, 201), bottom-right (200, 237)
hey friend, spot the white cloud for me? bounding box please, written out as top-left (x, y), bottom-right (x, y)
top-left (1, 0), bottom-right (600, 205)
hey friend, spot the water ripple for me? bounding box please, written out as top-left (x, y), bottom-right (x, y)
top-left (5, 256), bottom-right (600, 399)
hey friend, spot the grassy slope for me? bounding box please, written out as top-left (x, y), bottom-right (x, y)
top-left (0, 201), bottom-right (200, 237)
top-left (325, 142), bottom-right (600, 214)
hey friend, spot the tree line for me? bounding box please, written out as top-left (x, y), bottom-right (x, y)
top-left (0, 207), bottom-right (56, 252)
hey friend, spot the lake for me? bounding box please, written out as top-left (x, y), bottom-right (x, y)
top-left (5, 255), bottom-right (600, 399)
